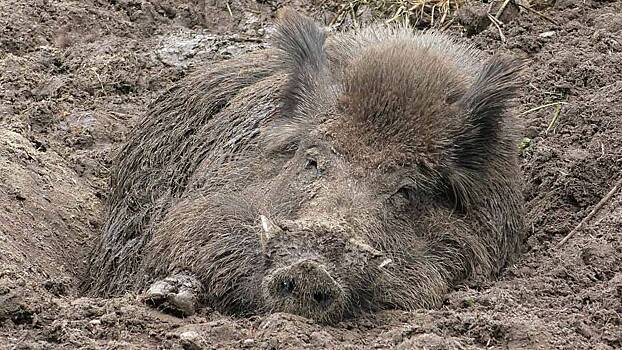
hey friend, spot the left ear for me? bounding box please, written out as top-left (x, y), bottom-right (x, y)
top-left (451, 55), bottom-right (524, 170)
top-left (271, 8), bottom-right (327, 117)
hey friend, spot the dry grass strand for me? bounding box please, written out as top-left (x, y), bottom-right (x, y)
top-left (329, 0), bottom-right (468, 28)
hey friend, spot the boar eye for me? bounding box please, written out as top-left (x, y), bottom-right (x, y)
top-left (390, 185), bottom-right (415, 209)
top-left (395, 187), bottom-right (411, 201)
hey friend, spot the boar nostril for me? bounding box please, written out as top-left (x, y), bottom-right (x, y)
top-left (313, 291), bottom-right (334, 308)
top-left (278, 278), bottom-right (295, 296)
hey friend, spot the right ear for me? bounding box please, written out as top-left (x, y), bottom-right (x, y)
top-left (452, 55), bottom-right (524, 171)
top-left (272, 8), bottom-right (327, 116)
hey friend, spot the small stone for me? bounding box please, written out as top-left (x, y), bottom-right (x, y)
top-left (145, 274), bottom-right (201, 316)
top-left (456, 4), bottom-right (491, 36)
top-left (179, 331), bottom-right (204, 350)
top-left (43, 278), bottom-right (69, 296)
top-left (89, 319), bottom-right (101, 326)
top-left (539, 31), bottom-right (556, 38)
top-left (100, 312), bottom-right (118, 325)
top-left (241, 338), bottom-right (255, 347)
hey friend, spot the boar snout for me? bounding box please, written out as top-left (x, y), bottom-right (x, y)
top-left (263, 259), bottom-right (344, 316)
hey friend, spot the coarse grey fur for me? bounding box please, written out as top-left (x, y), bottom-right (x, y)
top-left (82, 9), bottom-right (525, 323)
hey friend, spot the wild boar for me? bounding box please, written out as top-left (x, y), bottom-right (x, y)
top-left (82, 9), bottom-right (525, 323)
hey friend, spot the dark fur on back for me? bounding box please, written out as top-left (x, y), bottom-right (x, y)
top-left (83, 10), bottom-right (525, 323)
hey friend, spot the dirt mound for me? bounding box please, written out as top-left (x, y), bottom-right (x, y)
top-left (1, 0), bottom-right (621, 349)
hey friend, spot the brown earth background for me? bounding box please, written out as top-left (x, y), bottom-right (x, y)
top-left (1, 0), bottom-right (621, 349)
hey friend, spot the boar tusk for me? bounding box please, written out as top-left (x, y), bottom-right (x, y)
top-left (378, 258), bottom-right (393, 269)
top-left (349, 237), bottom-right (383, 257)
top-left (259, 215), bottom-right (282, 249)
top-left (260, 215), bottom-right (282, 235)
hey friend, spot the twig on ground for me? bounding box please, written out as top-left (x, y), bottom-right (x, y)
top-left (91, 68), bottom-right (106, 95)
top-left (229, 35), bottom-right (264, 43)
top-left (515, 2), bottom-right (559, 25)
top-left (440, 18), bottom-right (455, 31)
top-left (350, 1), bottom-right (359, 28)
top-left (329, 0), bottom-right (466, 28)
top-left (487, 13), bottom-right (506, 42)
top-left (226, 2), bottom-right (233, 17)
top-left (545, 103), bottom-right (563, 134)
top-left (495, 0), bottom-right (512, 19)
top-left (518, 102), bottom-right (567, 117)
top-left (556, 177), bottom-right (622, 248)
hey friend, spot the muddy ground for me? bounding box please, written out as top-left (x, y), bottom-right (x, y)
top-left (0, 0), bottom-right (621, 349)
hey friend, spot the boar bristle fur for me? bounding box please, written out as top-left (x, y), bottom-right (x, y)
top-left (83, 9), bottom-right (525, 324)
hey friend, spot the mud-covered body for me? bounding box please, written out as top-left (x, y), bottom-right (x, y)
top-left (83, 11), bottom-right (524, 322)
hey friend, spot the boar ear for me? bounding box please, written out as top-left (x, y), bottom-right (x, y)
top-left (272, 8), bottom-right (327, 116)
top-left (452, 55), bottom-right (524, 170)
